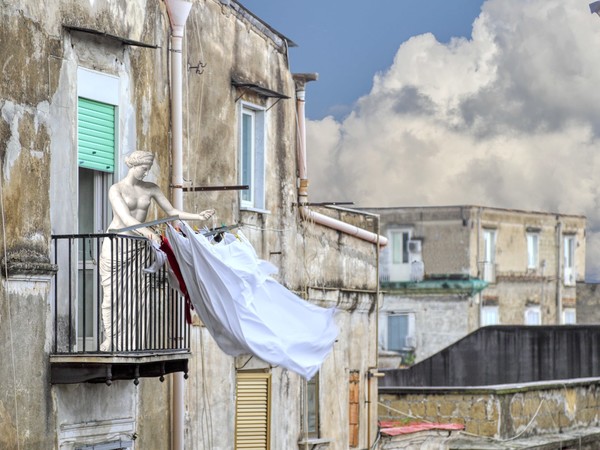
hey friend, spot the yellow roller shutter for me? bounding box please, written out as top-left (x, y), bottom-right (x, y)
top-left (235, 372), bottom-right (271, 450)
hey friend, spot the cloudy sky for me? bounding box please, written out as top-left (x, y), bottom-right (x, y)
top-left (246, 0), bottom-right (600, 281)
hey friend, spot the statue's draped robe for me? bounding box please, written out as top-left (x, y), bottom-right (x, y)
top-left (99, 236), bottom-right (149, 351)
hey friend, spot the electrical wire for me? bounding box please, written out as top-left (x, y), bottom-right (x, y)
top-left (239, 222), bottom-right (289, 234)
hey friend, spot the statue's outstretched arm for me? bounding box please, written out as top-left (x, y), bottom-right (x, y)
top-left (152, 186), bottom-right (215, 221)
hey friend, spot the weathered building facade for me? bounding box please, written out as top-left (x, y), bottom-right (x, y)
top-left (0, 1), bottom-right (383, 449)
top-left (576, 281), bottom-right (600, 324)
top-left (363, 206), bottom-right (586, 365)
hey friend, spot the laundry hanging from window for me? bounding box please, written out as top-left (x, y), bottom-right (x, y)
top-left (162, 221), bottom-right (338, 380)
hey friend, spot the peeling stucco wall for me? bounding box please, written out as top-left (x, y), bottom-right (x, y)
top-left (576, 281), bottom-right (600, 323)
top-left (1, 0), bottom-right (380, 449)
top-left (0, 1), bottom-right (173, 449)
top-left (180, 2), bottom-right (379, 449)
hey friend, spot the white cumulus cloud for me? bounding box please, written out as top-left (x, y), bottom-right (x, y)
top-left (305, 0), bottom-right (600, 280)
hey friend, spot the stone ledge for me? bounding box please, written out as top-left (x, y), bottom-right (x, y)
top-left (447, 426), bottom-right (600, 449)
top-left (297, 437), bottom-right (332, 450)
top-left (1, 247), bottom-right (57, 277)
top-left (379, 376), bottom-right (600, 395)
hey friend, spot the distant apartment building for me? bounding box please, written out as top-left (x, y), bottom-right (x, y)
top-left (363, 206), bottom-right (586, 366)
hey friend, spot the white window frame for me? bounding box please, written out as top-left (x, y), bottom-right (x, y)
top-left (524, 306), bottom-right (541, 325)
top-left (526, 233), bottom-right (539, 270)
top-left (391, 229), bottom-right (410, 264)
top-left (481, 305), bottom-right (499, 326)
top-left (238, 101), bottom-right (267, 212)
top-left (563, 235), bottom-right (576, 286)
top-left (563, 308), bottom-right (576, 324)
top-left (483, 229), bottom-right (496, 283)
top-left (387, 228), bottom-right (413, 282)
top-left (78, 67), bottom-right (119, 105)
top-left (380, 312), bottom-right (416, 352)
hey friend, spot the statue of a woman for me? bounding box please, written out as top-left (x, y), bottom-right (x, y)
top-left (99, 150), bottom-right (214, 351)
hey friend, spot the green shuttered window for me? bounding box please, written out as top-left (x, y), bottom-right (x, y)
top-left (78, 97), bottom-right (115, 173)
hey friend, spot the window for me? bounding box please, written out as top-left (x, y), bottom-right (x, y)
top-left (239, 102), bottom-right (266, 211)
top-left (391, 230), bottom-right (410, 264)
top-left (383, 313), bottom-right (415, 352)
top-left (481, 305), bottom-right (499, 326)
top-left (306, 373), bottom-right (319, 438)
top-left (564, 235), bottom-right (576, 286)
top-left (235, 372), bottom-right (271, 450)
top-left (76, 68), bottom-right (118, 350)
top-left (563, 308), bottom-right (576, 324)
top-left (388, 229), bottom-right (413, 281)
top-left (482, 229), bottom-right (496, 283)
top-left (524, 306), bottom-right (541, 325)
top-left (527, 233), bottom-right (539, 270)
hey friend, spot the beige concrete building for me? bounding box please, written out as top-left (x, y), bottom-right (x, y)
top-left (576, 281), bottom-right (600, 323)
top-left (363, 206), bottom-right (586, 365)
top-left (0, 1), bottom-right (385, 449)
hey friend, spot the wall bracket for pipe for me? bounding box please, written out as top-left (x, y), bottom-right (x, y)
top-left (188, 60), bottom-right (207, 74)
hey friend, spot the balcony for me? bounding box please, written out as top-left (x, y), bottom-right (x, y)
top-left (50, 233), bottom-right (191, 385)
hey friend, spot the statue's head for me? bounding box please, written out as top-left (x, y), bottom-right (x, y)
top-left (125, 151), bottom-right (155, 168)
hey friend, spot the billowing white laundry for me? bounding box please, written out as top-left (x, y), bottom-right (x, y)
top-left (166, 222), bottom-right (338, 380)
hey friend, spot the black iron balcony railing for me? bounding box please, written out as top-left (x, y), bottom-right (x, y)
top-left (51, 233), bottom-right (190, 355)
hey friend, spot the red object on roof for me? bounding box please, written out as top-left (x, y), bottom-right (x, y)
top-left (379, 421), bottom-right (464, 437)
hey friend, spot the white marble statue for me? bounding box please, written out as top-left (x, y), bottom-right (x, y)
top-left (99, 150), bottom-right (214, 351)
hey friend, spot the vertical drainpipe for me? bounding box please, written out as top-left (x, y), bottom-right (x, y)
top-left (477, 207), bottom-right (483, 327)
top-left (293, 73), bottom-right (316, 203)
top-left (165, 1), bottom-right (192, 449)
top-left (556, 216), bottom-right (563, 324)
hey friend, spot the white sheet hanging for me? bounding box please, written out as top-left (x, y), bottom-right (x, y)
top-left (166, 222), bottom-right (338, 380)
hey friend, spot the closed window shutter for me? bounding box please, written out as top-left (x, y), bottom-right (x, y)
top-left (78, 97), bottom-right (115, 173)
top-left (349, 371), bottom-right (360, 447)
top-left (235, 372), bottom-right (271, 450)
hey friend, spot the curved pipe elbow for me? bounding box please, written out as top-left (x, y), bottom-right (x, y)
top-left (300, 206), bottom-right (388, 247)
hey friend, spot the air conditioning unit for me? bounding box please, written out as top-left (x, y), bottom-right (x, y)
top-left (408, 240), bottom-right (422, 254)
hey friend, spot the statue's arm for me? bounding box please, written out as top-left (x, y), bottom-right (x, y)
top-left (152, 186), bottom-right (215, 221)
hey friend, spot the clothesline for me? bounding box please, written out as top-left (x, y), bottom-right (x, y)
top-left (108, 216), bottom-right (240, 238)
